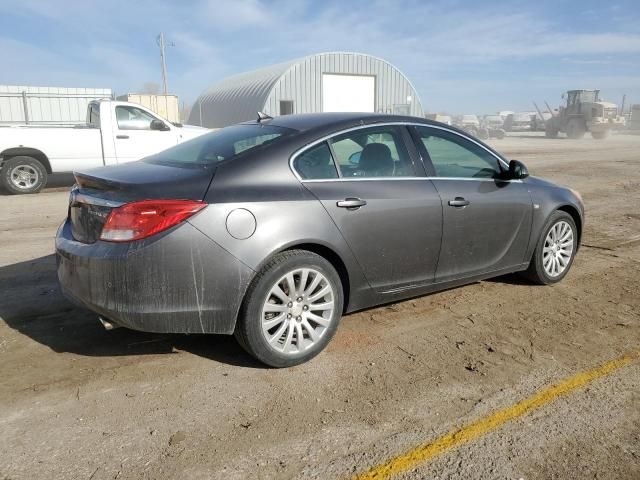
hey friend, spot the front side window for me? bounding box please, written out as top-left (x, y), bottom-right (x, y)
top-left (415, 126), bottom-right (502, 179)
top-left (293, 142), bottom-right (339, 180)
top-left (144, 124), bottom-right (294, 165)
top-left (115, 106), bottom-right (157, 130)
top-left (330, 126), bottom-right (414, 178)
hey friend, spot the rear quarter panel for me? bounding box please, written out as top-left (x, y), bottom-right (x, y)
top-left (191, 143), bottom-right (374, 312)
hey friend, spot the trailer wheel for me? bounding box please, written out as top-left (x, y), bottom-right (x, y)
top-left (0, 156), bottom-right (48, 194)
top-left (591, 131), bottom-right (609, 140)
top-left (566, 119), bottom-right (586, 139)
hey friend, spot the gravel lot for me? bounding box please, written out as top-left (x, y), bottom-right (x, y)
top-left (1, 133), bottom-right (639, 479)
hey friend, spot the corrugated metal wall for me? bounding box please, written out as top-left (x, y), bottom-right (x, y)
top-left (0, 85), bottom-right (112, 124)
top-left (189, 52), bottom-right (424, 128)
top-left (264, 53), bottom-right (423, 118)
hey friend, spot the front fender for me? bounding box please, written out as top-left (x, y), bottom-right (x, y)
top-left (524, 176), bottom-right (585, 261)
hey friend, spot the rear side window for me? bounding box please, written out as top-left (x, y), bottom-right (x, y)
top-left (330, 126), bottom-right (414, 178)
top-left (144, 124), bottom-right (294, 165)
top-left (88, 104), bottom-right (100, 127)
top-left (293, 142), bottom-right (339, 180)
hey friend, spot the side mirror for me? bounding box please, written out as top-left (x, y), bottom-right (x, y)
top-left (509, 159), bottom-right (529, 179)
top-left (150, 119), bottom-right (169, 131)
top-left (348, 151), bottom-right (361, 165)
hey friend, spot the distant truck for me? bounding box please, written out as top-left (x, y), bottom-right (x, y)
top-left (0, 100), bottom-right (208, 194)
top-left (504, 112), bottom-right (535, 132)
top-left (544, 90), bottom-right (625, 139)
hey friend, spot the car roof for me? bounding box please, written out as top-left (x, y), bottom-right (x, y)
top-left (240, 112), bottom-right (433, 132)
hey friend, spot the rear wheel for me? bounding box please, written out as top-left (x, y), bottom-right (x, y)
top-left (235, 250), bottom-right (344, 367)
top-left (545, 125), bottom-right (559, 138)
top-left (566, 119), bottom-right (586, 139)
top-left (1, 156), bottom-right (47, 194)
top-left (521, 211), bottom-right (577, 285)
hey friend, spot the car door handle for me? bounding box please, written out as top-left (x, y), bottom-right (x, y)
top-left (116, 135), bottom-right (129, 139)
top-left (448, 197), bottom-right (470, 207)
top-left (337, 198), bottom-right (367, 209)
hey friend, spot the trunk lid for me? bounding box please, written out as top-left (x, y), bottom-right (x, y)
top-left (69, 161), bottom-right (215, 243)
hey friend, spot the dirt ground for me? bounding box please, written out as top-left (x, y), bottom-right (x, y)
top-left (1, 133), bottom-right (639, 480)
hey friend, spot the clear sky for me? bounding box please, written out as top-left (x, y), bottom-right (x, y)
top-left (1, 0), bottom-right (639, 115)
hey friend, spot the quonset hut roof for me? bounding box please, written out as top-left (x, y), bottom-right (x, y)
top-left (188, 52), bottom-right (423, 128)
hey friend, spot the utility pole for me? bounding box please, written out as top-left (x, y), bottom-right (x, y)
top-left (157, 33), bottom-right (170, 95)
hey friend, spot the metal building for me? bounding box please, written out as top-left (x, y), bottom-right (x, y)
top-left (0, 85), bottom-right (112, 124)
top-left (189, 52), bottom-right (423, 128)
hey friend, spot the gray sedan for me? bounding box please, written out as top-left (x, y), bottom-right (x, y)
top-left (56, 113), bottom-right (584, 367)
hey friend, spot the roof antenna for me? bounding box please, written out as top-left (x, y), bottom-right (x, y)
top-left (257, 111), bottom-right (273, 123)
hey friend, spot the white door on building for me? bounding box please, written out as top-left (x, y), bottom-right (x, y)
top-left (322, 74), bottom-right (375, 112)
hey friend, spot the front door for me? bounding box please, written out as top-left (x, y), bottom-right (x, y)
top-left (411, 126), bottom-right (533, 282)
top-left (296, 125), bottom-right (443, 291)
top-left (112, 105), bottom-right (177, 163)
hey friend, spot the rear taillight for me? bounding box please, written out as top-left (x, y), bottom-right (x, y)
top-left (100, 199), bottom-right (206, 242)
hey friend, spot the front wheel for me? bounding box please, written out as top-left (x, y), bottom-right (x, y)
top-left (591, 130), bottom-right (609, 140)
top-left (234, 250), bottom-right (344, 367)
top-left (1, 156), bottom-right (48, 194)
top-left (521, 211), bottom-right (578, 285)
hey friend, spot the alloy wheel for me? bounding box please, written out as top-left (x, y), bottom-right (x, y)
top-left (261, 267), bottom-right (335, 354)
top-left (10, 164), bottom-right (39, 190)
top-left (542, 220), bottom-right (574, 277)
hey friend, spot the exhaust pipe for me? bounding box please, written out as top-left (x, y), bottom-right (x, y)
top-left (98, 316), bottom-right (120, 330)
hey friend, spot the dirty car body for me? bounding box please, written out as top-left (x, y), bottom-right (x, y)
top-left (56, 113), bottom-right (584, 366)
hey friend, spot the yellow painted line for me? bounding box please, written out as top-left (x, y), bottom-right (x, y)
top-left (353, 351), bottom-right (639, 480)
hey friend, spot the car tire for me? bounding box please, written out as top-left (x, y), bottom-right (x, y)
top-left (1, 156), bottom-right (48, 194)
top-left (234, 250), bottom-right (344, 367)
top-left (521, 211), bottom-right (578, 285)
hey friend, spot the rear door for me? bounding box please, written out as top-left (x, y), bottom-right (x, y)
top-left (411, 125), bottom-right (532, 282)
top-left (295, 124), bottom-right (443, 292)
top-left (112, 105), bottom-right (177, 163)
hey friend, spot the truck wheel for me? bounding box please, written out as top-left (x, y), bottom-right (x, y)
top-left (545, 125), bottom-right (558, 138)
top-left (566, 119), bottom-right (586, 139)
top-left (1, 156), bottom-right (47, 194)
top-left (591, 131), bottom-right (609, 140)
top-left (495, 129), bottom-right (506, 139)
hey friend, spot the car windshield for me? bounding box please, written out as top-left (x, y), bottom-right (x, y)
top-left (144, 124), bottom-right (295, 166)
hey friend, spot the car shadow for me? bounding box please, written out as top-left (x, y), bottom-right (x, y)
top-left (485, 272), bottom-right (532, 285)
top-left (0, 254), bottom-right (264, 368)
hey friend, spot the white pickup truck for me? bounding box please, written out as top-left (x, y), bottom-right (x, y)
top-left (0, 100), bottom-right (208, 194)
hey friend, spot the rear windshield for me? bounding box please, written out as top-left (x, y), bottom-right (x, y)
top-left (144, 124), bottom-right (295, 166)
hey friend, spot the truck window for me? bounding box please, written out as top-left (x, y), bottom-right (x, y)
top-left (88, 104), bottom-right (100, 127)
top-left (115, 106), bottom-right (157, 130)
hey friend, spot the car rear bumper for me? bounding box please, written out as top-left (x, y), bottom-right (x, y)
top-left (55, 219), bottom-right (255, 334)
